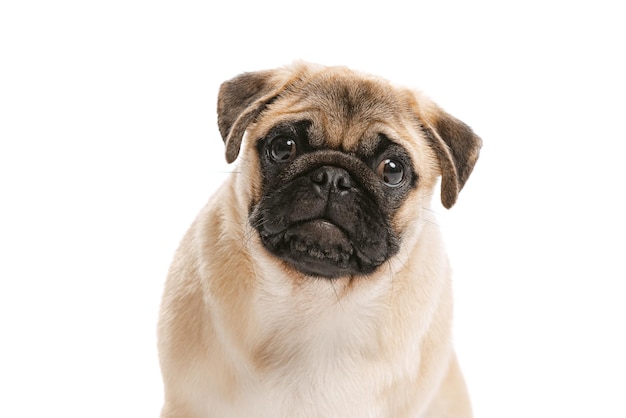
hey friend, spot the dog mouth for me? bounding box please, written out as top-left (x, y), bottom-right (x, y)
top-left (285, 219), bottom-right (353, 262)
top-left (251, 156), bottom-right (400, 278)
top-left (259, 218), bottom-right (380, 278)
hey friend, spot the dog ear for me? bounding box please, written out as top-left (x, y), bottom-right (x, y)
top-left (217, 69), bottom-right (288, 163)
top-left (414, 98), bottom-right (482, 209)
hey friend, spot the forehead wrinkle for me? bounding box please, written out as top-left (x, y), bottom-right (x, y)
top-left (292, 72), bottom-right (403, 141)
top-left (251, 101), bottom-right (317, 139)
top-left (305, 103), bottom-right (402, 151)
top-left (326, 117), bottom-right (379, 151)
top-left (258, 73), bottom-right (409, 151)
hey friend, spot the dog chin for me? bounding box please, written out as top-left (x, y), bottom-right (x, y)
top-left (259, 218), bottom-right (383, 278)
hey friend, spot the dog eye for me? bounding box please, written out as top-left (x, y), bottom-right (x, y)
top-left (269, 136), bottom-right (297, 162)
top-left (376, 159), bottom-right (404, 187)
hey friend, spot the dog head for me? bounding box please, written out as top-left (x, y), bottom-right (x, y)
top-left (217, 62), bottom-right (481, 279)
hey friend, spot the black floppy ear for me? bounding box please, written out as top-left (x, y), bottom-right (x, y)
top-left (217, 69), bottom-right (286, 163)
top-left (417, 102), bottom-right (482, 209)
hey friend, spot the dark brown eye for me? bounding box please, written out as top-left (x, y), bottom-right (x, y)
top-left (269, 136), bottom-right (297, 162)
top-left (376, 159), bottom-right (404, 187)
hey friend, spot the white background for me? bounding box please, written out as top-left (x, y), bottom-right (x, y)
top-left (1, 1), bottom-right (625, 417)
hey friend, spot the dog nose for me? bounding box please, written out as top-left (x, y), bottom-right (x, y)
top-left (310, 166), bottom-right (353, 194)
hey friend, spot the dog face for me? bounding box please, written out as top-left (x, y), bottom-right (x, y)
top-left (250, 120), bottom-right (411, 278)
top-left (217, 62), bottom-right (481, 279)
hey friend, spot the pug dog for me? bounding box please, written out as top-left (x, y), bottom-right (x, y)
top-left (158, 62), bottom-right (481, 418)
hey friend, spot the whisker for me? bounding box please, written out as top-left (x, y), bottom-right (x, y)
top-left (421, 207), bottom-right (441, 227)
top-left (422, 218), bottom-right (440, 227)
top-left (385, 258), bottom-right (396, 311)
top-left (329, 279), bottom-right (346, 312)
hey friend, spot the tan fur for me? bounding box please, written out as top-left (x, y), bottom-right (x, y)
top-left (158, 63), bottom-right (480, 417)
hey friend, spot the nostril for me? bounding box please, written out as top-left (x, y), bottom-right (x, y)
top-left (335, 173), bottom-right (351, 190)
top-left (311, 169), bottom-right (328, 185)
